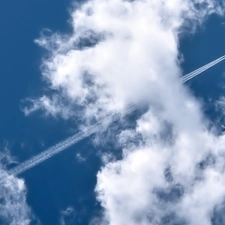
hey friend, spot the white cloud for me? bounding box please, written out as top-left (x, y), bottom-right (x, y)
top-left (76, 152), bottom-right (86, 162)
top-left (96, 122), bottom-right (225, 225)
top-left (0, 147), bottom-right (38, 225)
top-left (26, 0), bottom-right (224, 122)
top-left (23, 0), bottom-right (225, 224)
top-left (22, 95), bottom-right (73, 119)
top-left (59, 207), bottom-right (76, 225)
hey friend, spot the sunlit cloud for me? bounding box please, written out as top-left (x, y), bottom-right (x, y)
top-left (20, 0), bottom-right (225, 224)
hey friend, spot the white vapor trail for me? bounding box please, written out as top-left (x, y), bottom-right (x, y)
top-left (181, 55), bottom-right (225, 83)
top-left (1, 55), bottom-right (224, 181)
top-left (6, 104), bottom-right (138, 177)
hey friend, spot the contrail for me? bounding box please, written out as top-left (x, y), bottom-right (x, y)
top-left (1, 55), bottom-right (224, 181)
top-left (181, 55), bottom-right (225, 83)
top-left (4, 103), bottom-right (138, 178)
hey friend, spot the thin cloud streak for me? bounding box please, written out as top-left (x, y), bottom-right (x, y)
top-left (1, 56), bottom-right (222, 181)
top-left (1, 104), bottom-right (137, 179)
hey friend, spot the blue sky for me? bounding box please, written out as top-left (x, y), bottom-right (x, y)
top-left (1, 0), bottom-right (225, 225)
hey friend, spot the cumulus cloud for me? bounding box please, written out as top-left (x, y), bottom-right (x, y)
top-left (24, 0), bottom-right (224, 121)
top-left (22, 0), bottom-right (225, 224)
top-left (0, 146), bottom-right (38, 225)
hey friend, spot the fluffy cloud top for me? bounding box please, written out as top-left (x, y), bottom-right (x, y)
top-left (26, 0), bottom-right (223, 120)
top-left (22, 0), bottom-right (225, 225)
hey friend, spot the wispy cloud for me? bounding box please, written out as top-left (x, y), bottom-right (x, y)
top-left (59, 207), bottom-right (76, 225)
top-left (0, 145), bottom-right (38, 225)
